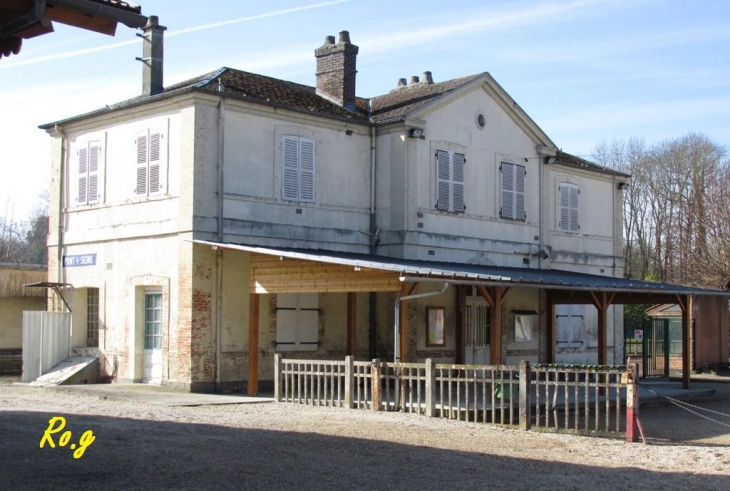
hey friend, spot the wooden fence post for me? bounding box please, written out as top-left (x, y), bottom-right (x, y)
top-left (274, 354), bottom-right (282, 402)
top-left (425, 358), bottom-right (435, 417)
top-left (344, 355), bottom-right (354, 409)
top-left (626, 363), bottom-right (639, 442)
top-left (519, 360), bottom-right (531, 430)
top-left (371, 359), bottom-right (381, 411)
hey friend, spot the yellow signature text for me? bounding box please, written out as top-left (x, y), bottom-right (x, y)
top-left (39, 416), bottom-right (96, 459)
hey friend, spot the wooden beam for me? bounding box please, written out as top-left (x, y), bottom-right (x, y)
top-left (247, 293), bottom-right (260, 396)
top-left (546, 291), bottom-right (555, 364)
top-left (347, 293), bottom-right (357, 359)
top-left (597, 291), bottom-right (608, 366)
top-left (399, 284), bottom-right (410, 362)
top-left (455, 286), bottom-right (465, 364)
top-left (502, 287), bottom-right (512, 302)
top-left (476, 285), bottom-right (494, 307)
top-left (680, 294), bottom-right (691, 389)
top-left (490, 287), bottom-right (503, 365)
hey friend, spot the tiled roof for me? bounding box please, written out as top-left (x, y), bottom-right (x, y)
top-left (194, 68), bottom-right (370, 121)
top-left (369, 74), bottom-right (483, 123)
top-left (555, 151), bottom-right (631, 178)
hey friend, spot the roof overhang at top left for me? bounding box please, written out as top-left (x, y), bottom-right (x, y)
top-left (0, 0), bottom-right (148, 60)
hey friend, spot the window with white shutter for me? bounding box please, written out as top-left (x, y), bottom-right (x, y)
top-left (77, 141), bottom-right (101, 205)
top-left (559, 183), bottom-right (580, 232)
top-left (276, 293), bottom-right (319, 351)
top-left (435, 149), bottom-right (466, 213)
top-left (500, 162), bottom-right (526, 221)
top-left (281, 135), bottom-right (316, 203)
top-left (135, 129), bottom-right (163, 197)
top-left (556, 304), bottom-right (583, 347)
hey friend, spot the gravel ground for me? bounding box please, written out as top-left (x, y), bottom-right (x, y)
top-left (0, 378), bottom-right (729, 491)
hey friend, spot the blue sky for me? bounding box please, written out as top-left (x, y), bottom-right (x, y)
top-left (2, 0), bottom-right (729, 220)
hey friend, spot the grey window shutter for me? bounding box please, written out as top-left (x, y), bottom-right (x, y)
top-left (148, 132), bottom-right (161, 194)
top-left (282, 136), bottom-right (299, 201)
top-left (559, 184), bottom-right (569, 230)
top-left (569, 305), bottom-right (583, 344)
top-left (299, 293), bottom-right (319, 344)
top-left (515, 164), bottom-right (526, 220)
top-left (87, 142), bottom-right (100, 204)
top-left (436, 150), bottom-right (450, 211)
top-left (299, 137), bottom-right (315, 202)
top-left (501, 162), bottom-right (515, 219)
top-left (452, 153), bottom-right (465, 212)
top-left (77, 147), bottom-right (88, 204)
top-left (135, 132), bottom-right (148, 195)
top-left (569, 185), bottom-right (579, 232)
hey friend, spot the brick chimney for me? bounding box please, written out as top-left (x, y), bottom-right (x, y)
top-left (315, 31), bottom-right (359, 110)
top-left (141, 15), bottom-right (166, 96)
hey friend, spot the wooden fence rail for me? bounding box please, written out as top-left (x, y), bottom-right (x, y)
top-left (274, 355), bottom-right (640, 441)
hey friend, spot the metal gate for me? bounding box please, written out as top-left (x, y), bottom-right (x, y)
top-left (643, 318), bottom-right (683, 377)
top-left (464, 297), bottom-right (490, 366)
top-left (21, 311), bottom-right (71, 383)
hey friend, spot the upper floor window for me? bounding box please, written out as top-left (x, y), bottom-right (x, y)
top-left (500, 162), bottom-right (526, 221)
top-left (559, 182), bottom-right (580, 232)
top-left (135, 130), bottom-right (163, 197)
top-left (435, 149), bottom-right (465, 213)
top-left (282, 135), bottom-right (315, 203)
top-left (77, 141), bottom-right (101, 205)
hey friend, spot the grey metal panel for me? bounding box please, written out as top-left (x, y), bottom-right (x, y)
top-left (22, 312), bottom-right (71, 383)
top-left (191, 239), bottom-right (730, 296)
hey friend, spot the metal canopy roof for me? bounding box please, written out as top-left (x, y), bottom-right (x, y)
top-left (193, 240), bottom-right (730, 297)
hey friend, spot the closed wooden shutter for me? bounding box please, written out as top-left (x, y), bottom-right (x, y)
top-left (77, 147), bottom-right (88, 204)
top-left (515, 164), bottom-right (525, 220)
top-left (148, 132), bottom-right (161, 194)
top-left (501, 162), bottom-right (514, 219)
top-left (559, 183), bottom-right (579, 232)
top-left (299, 138), bottom-right (315, 202)
top-left (452, 153), bottom-right (465, 212)
top-left (88, 142), bottom-right (100, 203)
top-left (282, 136), bottom-right (299, 201)
top-left (298, 293), bottom-right (319, 345)
top-left (569, 185), bottom-right (579, 232)
top-left (135, 132), bottom-right (148, 195)
top-left (436, 150), bottom-right (450, 211)
top-left (276, 293), bottom-right (319, 350)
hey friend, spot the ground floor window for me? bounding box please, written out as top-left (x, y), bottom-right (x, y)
top-left (276, 293), bottom-right (318, 351)
top-left (557, 304), bottom-right (583, 347)
top-left (144, 292), bottom-right (162, 350)
top-left (86, 288), bottom-right (99, 347)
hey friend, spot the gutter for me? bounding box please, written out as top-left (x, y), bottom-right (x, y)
top-left (0, 0), bottom-right (44, 38)
top-left (46, 0), bottom-right (148, 29)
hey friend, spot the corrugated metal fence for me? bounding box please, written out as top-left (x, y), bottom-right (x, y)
top-left (22, 311), bottom-right (71, 383)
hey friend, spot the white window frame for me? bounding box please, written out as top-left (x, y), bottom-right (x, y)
top-left (435, 149), bottom-right (465, 213)
top-left (276, 293), bottom-right (319, 351)
top-left (500, 162), bottom-right (526, 221)
top-left (144, 292), bottom-right (163, 350)
top-left (556, 304), bottom-right (583, 347)
top-left (76, 141), bottom-right (101, 205)
top-left (559, 182), bottom-right (580, 232)
top-left (134, 129), bottom-right (164, 197)
top-left (281, 135), bottom-right (315, 203)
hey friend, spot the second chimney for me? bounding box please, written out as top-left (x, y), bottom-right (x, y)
top-left (141, 15), bottom-right (166, 96)
top-left (315, 31), bottom-right (359, 110)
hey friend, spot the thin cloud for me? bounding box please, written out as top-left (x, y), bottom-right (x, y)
top-left (0, 0), bottom-right (350, 69)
